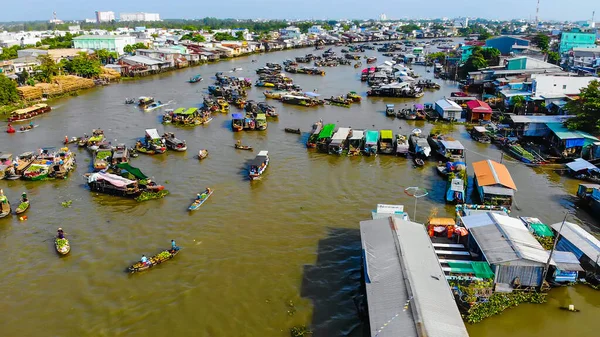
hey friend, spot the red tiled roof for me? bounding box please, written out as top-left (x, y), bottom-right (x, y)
top-left (466, 100), bottom-right (492, 113)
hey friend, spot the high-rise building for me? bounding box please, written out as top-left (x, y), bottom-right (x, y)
top-left (380, 13), bottom-right (387, 21)
top-left (119, 12), bottom-right (161, 22)
top-left (95, 11), bottom-right (115, 23)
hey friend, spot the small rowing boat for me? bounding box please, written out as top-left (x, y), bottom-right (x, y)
top-left (188, 188), bottom-right (213, 211)
top-left (0, 195), bottom-right (10, 219)
top-left (55, 236), bottom-right (70, 255)
top-left (17, 125), bottom-right (39, 133)
top-left (128, 248), bottom-right (180, 273)
top-left (15, 198), bottom-right (30, 214)
top-left (234, 144), bottom-right (253, 151)
top-left (198, 149), bottom-right (209, 160)
top-left (285, 128), bottom-right (301, 134)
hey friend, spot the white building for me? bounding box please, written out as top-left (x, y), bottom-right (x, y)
top-left (380, 13), bottom-right (387, 21)
top-left (531, 75), bottom-right (596, 96)
top-left (96, 11), bottom-right (115, 23)
top-left (280, 26), bottom-right (302, 39)
top-left (307, 25), bottom-right (324, 35)
top-left (120, 12), bottom-right (161, 22)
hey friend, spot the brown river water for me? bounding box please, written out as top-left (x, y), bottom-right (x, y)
top-left (0, 46), bottom-right (599, 337)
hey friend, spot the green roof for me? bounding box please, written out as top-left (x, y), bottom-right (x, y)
top-left (547, 123), bottom-right (585, 140)
top-left (447, 261), bottom-right (495, 279)
top-left (380, 130), bottom-right (393, 139)
top-left (318, 124), bottom-right (336, 139)
top-left (173, 108), bottom-right (186, 114)
top-left (365, 130), bottom-right (379, 144)
top-left (255, 113), bottom-right (266, 120)
top-left (180, 108), bottom-right (197, 115)
top-left (530, 223), bottom-right (554, 237)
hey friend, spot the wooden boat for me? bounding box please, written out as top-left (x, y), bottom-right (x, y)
top-left (138, 96), bottom-right (155, 106)
top-left (379, 130), bottom-right (395, 154)
top-left (23, 164), bottom-right (50, 181)
top-left (86, 172), bottom-right (142, 197)
top-left (346, 91), bottom-right (362, 102)
top-left (7, 103), bottom-right (51, 122)
top-left (162, 132), bottom-right (187, 152)
top-left (470, 126), bottom-right (491, 144)
top-left (385, 104), bottom-right (395, 117)
top-left (306, 121), bottom-right (323, 148)
top-left (15, 198), bottom-right (29, 214)
top-left (395, 134), bottom-right (410, 156)
top-left (111, 144), bottom-right (129, 165)
top-left (0, 195), bottom-right (10, 218)
top-left (235, 144), bottom-right (253, 151)
top-left (17, 124), bottom-right (39, 133)
top-left (198, 149), bottom-right (209, 160)
top-left (55, 236), bottom-right (70, 255)
top-left (348, 129), bottom-right (365, 156)
top-left (285, 128), bottom-right (301, 134)
top-left (189, 74), bottom-right (203, 83)
top-left (231, 113), bottom-right (244, 132)
top-left (188, 188), bottom-right (213, 211)
top-left (93, 148), bottom-right (112, 172)
top-left (14, 152), bottom-right (36, 176)
top-left (128, 248), bottom-right (180, 273)
top-left (325, 97), bottom-right (351, 108)
top-left (249, 151), bottom-right (269, 180)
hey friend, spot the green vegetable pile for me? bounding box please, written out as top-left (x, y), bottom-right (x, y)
top-left (17, 202), bottom-right (28, 210)
top-left (135, 190), bottom-right (169, 202)
top-left (61, 200), bottom-right (72, 208)
top-left (95, 151), bottom-right (112, 161)
top-left (511, 145), bottom-right (535, 161)
top-left (56, 238), bottom-right (69, 248)
top-left (465, 291), bottom-right (546, 324)
top-left (535, 235), bottom-right (554, 250)
top-left (157, 251), bottom-right (171, 260)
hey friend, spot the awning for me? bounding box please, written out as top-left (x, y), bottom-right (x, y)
top-left (566, 158), bottom-right (597, 172)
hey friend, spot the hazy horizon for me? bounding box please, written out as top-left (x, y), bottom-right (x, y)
top-left (0, 0), bottom-right (597, 23)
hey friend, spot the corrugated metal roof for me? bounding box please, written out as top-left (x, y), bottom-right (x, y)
top-left (551, 221), bottom-right (600, 260)
top-left (482, 185), bottom-right (515, 196)
top-left (552, 251), bottom-right (584, 271)
top-left (440, 140), bottom-right (464, 150)
top-left (360, 217), bottom-right (469, 337)
top-left (547, 123), bottom-right (585, 140)
top-left (435, 98), bottom-right (462, 111)
top-left (462, 213), bottom-right (550, 265)
top-left (510, 115), bottom-right (574, 124)
top-left (566, 158), bottom-right (597, 172)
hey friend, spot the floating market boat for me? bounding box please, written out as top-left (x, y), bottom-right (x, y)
top-left (55, 236), bottom-right (70, 255)
top-left (86, 129), bottom-right (105, 148)
top-left (329, 128), bottom-right (352, 155)
top-left (86, 172), bottom-right (141, 197)
top-left (409, 129), bottom-right (432, 160)
top-left (306, 121), bottom-right (323, 148)
top-left (325, 96), bottom-right (351, 108)
top-left (346, 91), bottom-right (362, 102)
top-left (15, 197), bottom-right (30, 215)
top-left (188, 74), bottom-right (203, 83)
top-left (231, 113), bottom-right (244, 132)
top-left (23, 163), bottom-right (50, 181)
top-left (316, 124), bottom-right (336, 153)
top-left (198, 149), bottom-right (209, 160)
top-left (385, 104), bottom-right (395, 117)
top-left (0, 195), bottom-right (10, 219)
top-left (428, 135), bottom-right (465, 162)
top-left (469, 126), bottom-right (491, 144)
top-left (143, 100), bottom-right (168, 112)
top-left (128, 248), bottom-right (180, 273)
top-left (255, 114), bottom-right (268, 131)
top-left (111, 144), bottom-right (129, 165)
top-left (7, 103), bottom-right (51, 122)
top-left (379, 130), bottom-right (395, 154)
top-left (93, 148), bottom-right (112, 171)
top-left (364, 130), bottom-right (379, 156)
top-left (249, 151), bottom-right (269, 180)
top-left (217, 98), bottom-right (229, 112)
top-left (136, 129), bottom-right (166, 155)
top-left (395, 134), bottom-right (410, 156)
top-left (285, 128), bottom-right (301, 134)
top-left (281, 95), bottom-right (323, 107)
top-left (162, 132), bottom-right (187, 152)
top-left (138, 96), bottom-right (155, 106)
top-left (235, 143), bottom-right (253, 151)
top-left (348, 130), bottom-right (365, 156)
top-left (188, 188), bottom-right (213, 211)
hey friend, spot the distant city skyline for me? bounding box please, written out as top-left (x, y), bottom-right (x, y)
top-left (0, 0), bottom-right (598, 23)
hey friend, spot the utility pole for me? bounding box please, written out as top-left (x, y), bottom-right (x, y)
top-left (535, 0), bottom-right (541, 25)
top-left (541, 212), bottom-right (568, 288)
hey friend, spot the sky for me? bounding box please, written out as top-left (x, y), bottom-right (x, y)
top-left (0, 0), bottom-right (597, 23)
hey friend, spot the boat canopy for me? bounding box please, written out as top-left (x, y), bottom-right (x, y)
top-left (440, 140), bottom-right (464, 150)
top-left (250, 153), bottom-right (268, 167)
top-left (332, 127), bottom-right (351, 141)
top-left (181, 108), bottom-right (197, 115)
top-left (172, 107), bottom-right (186, 114)
top-left (255, 114), bottom-right (266, 121)
top-left (414, 104), bottom-right (424, 110)
top-left (318, 124), bottom-right (336, 139)
top-left (566, 158), bottom-right (597, 172)
top-left (232, 113), bottom-right (243, 119)
top-left (145, 129), bottom-right (161, 140)
top-left (380, 130), bottom-right (393, 140)
top-left (283, 95), bottom-right (309, 100)
top-left (365, 130), bottom-right (379, 145)
top-left (350, 130), bottom-right (365, 140)
top-left (12, 103), bottom-right (48, 115)
top-left (386, 104), bottom-right (395, 108)
top-left (473, 126), bottom-right (488, 133)
top-left (88, 172), bottom-right (136, 187)
top-left (304, 92), bottom-right (320, 97)
top-left (116, 163), bottom-right (148, 180)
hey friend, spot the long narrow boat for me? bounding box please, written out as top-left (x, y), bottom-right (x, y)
top-left (306, 121), bottom-right (323, 148)
top-left (55, 236), bottom-right (70, 255)
top-left (189, 74), bottom-right (203, 83)
top-left (7, 103), bottom-right (51, 122)
top-left (0, 195), bottom-right (10, 218)
top-left (15, 198), bottom-right (30, 215)
top-left (249, 151), bottom-right (269, 180)
top-left (188, 188), bottom-right (213, 211)
top-left (128, 248), bottom-right (180, 273)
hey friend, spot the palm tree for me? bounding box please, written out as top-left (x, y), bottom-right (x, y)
top-left (512, 95), bottom-right (526, 114)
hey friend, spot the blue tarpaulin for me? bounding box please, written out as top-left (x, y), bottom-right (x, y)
top-left (232, 113), bottom-right (243, 119)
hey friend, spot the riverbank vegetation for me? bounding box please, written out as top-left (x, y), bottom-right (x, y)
top-left (465, 291), bottom-right (547, 324)
top-left (565, 80), bottom-right (600, 134)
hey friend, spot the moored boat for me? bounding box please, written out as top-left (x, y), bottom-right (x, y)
top-left (232, 113), bottom-right (244, 132)
top-left (364, 130), bottom-right (379, 156)
top-left (249, 151), bottom-right (269, 180)
top-left (348, 129), bottom-right (365, 156)
top-left (86, 172), bottom-right (142, 197)
top-left (7, 103), bottom-right (51, 122)
top-left (128, 248), bottom-right (180, 273)
top-left (0, 194), bottom-right (10, 218)
top-left (470, 126), bottom-right (491, 144)
top-left (385, 104), bottom-right (395, 117)
top-left (188, 188), bottom-right (213, 211)
top-left (409, 128), bottom-right (432, 160)
top-left (428, 135), bottom-right (465, 162)
top-left (329, 127), bottom-right (352, 155)
top-left (316, 124), bottom-right (336, 153)
top-left (162, 132), bottom-right (187, 151)
top-left (346, 91), bottom-right (362, 102)
top-left (111, 144), bottom-right (130, 165)
top-left (93, 148), bottom-right (112, 171)
top-left (136, 129), bottom-right (166, 155)
top-left (255, 114), bottom-right (268, 131)
top-left (395, 134), bottom-right (410, 156)
top-left (306, 120), bottom-right (323, 148)
top-left (379, 130), bottom-right (394, 154)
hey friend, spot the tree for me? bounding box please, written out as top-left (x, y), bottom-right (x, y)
top-left (532, 33), bottom-right (550, 52)
top-left (0, 45), bottom-right (20, 60)
top-left (0, 74), bottom-right (19, 105)
top-left (400, 23), bottom-right (420, 34)
top-left (462, 55), bottom-right (488, 75)
top-left (511, 95), bottom-right (526, 114)
top-left (62, 52), bottom-right (101, 78)
top-left (35, 54), bottom-right (59, 82)
top-left (480, 48), bottom-right (501, 66)
top-left (235, 31), bottom-right (244, 40)
top-left (94, 49), bottom-right (117, 64)
top-left (565, 80), bottom-right (600, 134)
top-left (123, 42), bottom-right (148, 55)
top-left (547, 51), bottom-right (560, 65)
top-left (213, 32), bottom-right (237, 41)
top-left (426, 52), bottom-right (447, 63)
top-left (478, 31), bottom-right (492, 41)
top-left (181, 33), bottom-right (206, 43)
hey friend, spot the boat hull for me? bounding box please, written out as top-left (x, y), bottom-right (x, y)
top-left (128, 249), bottom-right (180, 273)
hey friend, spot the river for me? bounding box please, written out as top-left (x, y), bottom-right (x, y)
top-left (0, 45), bottom-right (598, 337)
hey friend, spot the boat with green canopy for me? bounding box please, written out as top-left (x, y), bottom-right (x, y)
top-left (316, 124), bottom-right (336, 152)
top-left (364, 130), bottom-right (379, 156)
top-left (379, 130), bottom-right (394, 154)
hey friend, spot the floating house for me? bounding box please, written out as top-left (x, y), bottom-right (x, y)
top-left (460, 212), bottom-right (554, 289)
top-left (508, 115), bottom-right (574, 137)
top-left (435, 98), bottom-right (463, 121)
top-left (576, 183), bottom-right (600, 217)
top-left (472, 160), bottom-right (517, 207)
top-left (466, 100), bottom-right (492, 123)
top-left (546, 123), bottom-right (598, 158)
top-left (360, 215), bottom-right (469, 337)
top-left (551, 221), bottom-right (600, 277)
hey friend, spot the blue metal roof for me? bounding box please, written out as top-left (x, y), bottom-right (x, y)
top-left (232, 113), bottom-right (243, 119)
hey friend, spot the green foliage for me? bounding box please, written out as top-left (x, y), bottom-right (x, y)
top-left (532, 33), bottom-right (550, 52)
top-left (61, 52), bottom-right (101, 78)
top-left (466, 291), bottom-right (546, 324)
top-left (478, 31), bottom-right (492, 41)
top-left (400, 23), bottom-right (420, 33)
top-left (426, 51), bottom-right (447, 63)
top-left (123, 42), bottom-right (148, 55)
top-left (35, 54), bottom-right (58, 83)
top-left (511, 95), bottom-right (526, 113)
top-left (181, 33), bottom-right (206, 43)
top-left (547, 51), bottom-right (560, 65)
top-left (40, 32), bottom-right (76, 49)
top-left (290, 325), bottom-right (312, 337)
top-left (56, 238), bottom-right (69, 248)
top-left (0, 45), bottom-right (21, 60)
top-left (213, 32), bottom-right (239, 41)
top-left (94, 49), bottom-right (117, 64)
top-left (0, 75), bottom-right (19, 105)
top-left (565, 80), bottom-right (600, 133)
top-left (135, 190), bottom-right (169, 202)
top-left (61, 200), bottom-right (72, 208)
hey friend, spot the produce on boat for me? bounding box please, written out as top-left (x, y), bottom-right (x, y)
top-left (306, 120), bottom-right (323, 148)
top-left (128, 248), bottom-right (180, 273)
top-left (0, 194), bottom-right (10, 218)
top-left (15, 194), bottom-right (30, 215)
top-left (55, 237), bottom-right (70, 255)
top-left (189, 188), bottom-right (213, 211)
top-left (162, 132), bottom-right (187, 152)
top-left (198, 149), bottom-right (209, 160)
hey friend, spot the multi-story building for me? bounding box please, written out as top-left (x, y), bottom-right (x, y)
top-left (95, 11), bottom-right (115, 23)
top-left (559, 28), bottom-right (596, 54)
top-left (120, 12), bottom-right (161, 22)
top-left (73, 35), bottom-right (136, 55)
